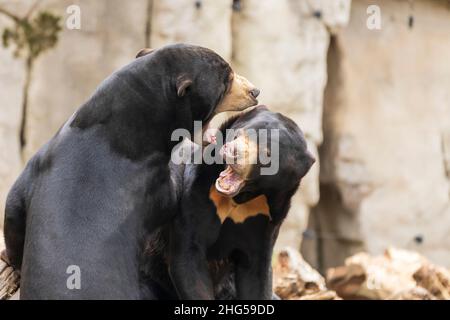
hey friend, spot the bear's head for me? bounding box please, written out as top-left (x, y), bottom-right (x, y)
top-left (213, 106), bottom-right (315, 204)
top-left (136, 44), bottom-right (260, 124)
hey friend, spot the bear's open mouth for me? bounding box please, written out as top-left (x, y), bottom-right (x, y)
top-left (215, 165), bottom-right (245, 197)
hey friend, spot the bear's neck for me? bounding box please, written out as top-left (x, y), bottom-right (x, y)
top-left (71, 68), bottom-right (179, 159)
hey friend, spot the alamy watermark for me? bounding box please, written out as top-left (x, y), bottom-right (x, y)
top-left (170, 121), bottom-right (280, 176)
top-left (64, 4), bottom-right (387, 32)
top-left (66, 5), bottom-right (81, 30)
top-left (367, 5), bottom-right (381, 30)
top-left (66, 265), bottom-right (81, 290)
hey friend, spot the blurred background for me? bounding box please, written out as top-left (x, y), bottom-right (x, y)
top-left (0, 0), bottom-right (449, 279)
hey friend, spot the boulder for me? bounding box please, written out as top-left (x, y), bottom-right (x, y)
top-left (326, 247), bottom-right (450, 300)
top-left (150, 0), bottom-right (232, 60)
top-left (273, 247), bottom-right (340, 300)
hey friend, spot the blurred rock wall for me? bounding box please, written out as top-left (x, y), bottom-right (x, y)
top-left (1, 0), bottom-right (449, 268)
top-left (302, 0), bottom-right (450, 270)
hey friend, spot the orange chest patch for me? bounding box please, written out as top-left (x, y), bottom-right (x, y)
top-left (209, 186), bottom-right (271, 224)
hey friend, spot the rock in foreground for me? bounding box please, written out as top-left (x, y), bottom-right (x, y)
top-left (326, 247), bottom-right (450, 300)
top-left (273, 247), bottom-right (340, 300)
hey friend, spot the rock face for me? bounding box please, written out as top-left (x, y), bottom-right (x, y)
top-left (150, 0), bottom-right (232, 60)
top-left (303, 0), bottom-right (450, 270)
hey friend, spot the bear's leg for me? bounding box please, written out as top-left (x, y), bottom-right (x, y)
top-left (235, 246), bottom-right (273, 300)
top-left (167, 213), bottom-right (216, 300)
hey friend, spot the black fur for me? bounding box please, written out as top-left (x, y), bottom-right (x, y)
top-left (141, 107), bottom-right (315, 299)
top-left (3, 44), bottom-right (234, 299)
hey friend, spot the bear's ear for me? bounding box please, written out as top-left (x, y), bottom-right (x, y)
top-left (176, 75), bottom-right (193, 97)
top-left (135, 48), bottom-right (155, 58)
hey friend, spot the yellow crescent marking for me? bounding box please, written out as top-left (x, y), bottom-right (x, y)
top-left (209, 186), bottom-right (270, 224)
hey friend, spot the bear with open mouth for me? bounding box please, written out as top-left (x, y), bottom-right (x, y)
top-left (141, 106), bottom-right (315, 299)
top-left (2, 43), bottom-right (259, 299)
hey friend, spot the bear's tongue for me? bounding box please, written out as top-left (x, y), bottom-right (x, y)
top-left (215, 166), bottom-right (245, 197)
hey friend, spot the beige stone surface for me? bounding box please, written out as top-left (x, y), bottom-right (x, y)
top-left (232, 0), bottom-right (327, 144)
top-left (150, 0), bottom-right (232, 60)
top-left (306, 0), bottom-right (450, 269)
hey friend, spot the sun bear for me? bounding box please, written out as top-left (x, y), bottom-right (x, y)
top-left (140, 106), bottom-right (315, 299)
top-left (2, 43), bottom-right (259, 299)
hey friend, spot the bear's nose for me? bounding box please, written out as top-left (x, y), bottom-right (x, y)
top-left (249, 88), bottom-right (260, 99)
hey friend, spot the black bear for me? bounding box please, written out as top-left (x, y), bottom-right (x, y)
top-left (2, 43), bottom-right (259, 299)
top-left (141, 106), bottom-right (315, 299)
